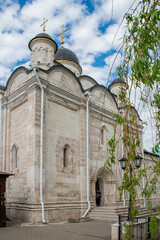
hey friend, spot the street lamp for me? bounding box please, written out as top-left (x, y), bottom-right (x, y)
top-left (119, 156), bottom-right (127, 170)
top-left (119, 155), bottom-right (142, 170)
top-left (134, 154), bottom-right (142, 168)
top-left (119, 155), bottom-right (142, 221)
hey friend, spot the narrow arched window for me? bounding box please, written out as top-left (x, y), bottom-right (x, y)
top-left (63, 147), bottom-right (68, 168)
top-left (101, 128), bottom-right (104, 145)
top-left (12, 144), bottom-right (18, 169)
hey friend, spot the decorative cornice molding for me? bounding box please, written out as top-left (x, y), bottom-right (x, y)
top-left (9, 95), bottom-right (28, 111)
top-left (48, 94), bottom-right (79, 111)
top-left (47, 84), bottom-right (82, 106)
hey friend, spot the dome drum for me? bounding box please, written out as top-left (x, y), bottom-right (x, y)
top-left (29, 33), bottom-right (58, 70)
top-left (109, 78), bottom-right (129, 107)
top-left (109, 78), bottom-right (128, 92)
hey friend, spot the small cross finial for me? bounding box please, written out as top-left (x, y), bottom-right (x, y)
top-left (40, 18), bottom-right (48, 33)
top-left (56, 25), bottom-right (69, 46)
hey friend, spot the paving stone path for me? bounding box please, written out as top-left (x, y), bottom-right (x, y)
top-left (0, 220), bottom-right (112, 240)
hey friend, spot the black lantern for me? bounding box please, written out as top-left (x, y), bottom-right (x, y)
top-left (134, 154), bottom-right (142, 168)
top-left (119, 154), bottom-right (142, 221)
top-left (119, 156), bottom-right (127, 170)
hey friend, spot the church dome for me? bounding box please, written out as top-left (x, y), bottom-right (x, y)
top-left (109, 78), bottom-right (129, 104)
top-left (55, 47), bottom-right (79, 65)
top-left (35, 32), bottom-right (54, 40)
top-left (28, 32), bottom-right (58, 52)
top-left (109, 78), bottom-right (127, 87)
top-left (55, 46), bottom-right (82, 77)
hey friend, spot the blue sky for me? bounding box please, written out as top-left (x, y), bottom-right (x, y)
top-left (0, 0), bottom-right (155, 150)
top-left (0, 0), bottom-right (135, 87)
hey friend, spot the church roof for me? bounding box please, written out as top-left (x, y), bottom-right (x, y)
top-left (28, 32), bottom-right (58, 51)
top-left (55, 47), bottom-right (80, 65)
top-left (144, 149), bottom-right (159, 157)
top-left (0, 85), bottom-right (5, 91)
top-left (109, 78), bottom-right (127, 87)
top-left (35, 32), bottom-right (54, 40)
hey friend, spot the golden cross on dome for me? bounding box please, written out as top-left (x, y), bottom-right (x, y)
top-left (40, 18), bottom-right (48, 32)
top-left (56, 25), bottom-right (69, 46)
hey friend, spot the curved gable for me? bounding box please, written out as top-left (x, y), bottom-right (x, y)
top-left (5, 67), bottom-right (31, 96)
top-left (131, 106), bottom-right (142, 122)
top-left (47, 65), bottom-right (84, 97)
top-left (95, 166), bottom-right (114, 181)
top-left (78, 75), bottom-right (98, 90)
top-left (123, 105), bottom-right (142, 127)
top-left (90, 85), bottom-right (118, 111)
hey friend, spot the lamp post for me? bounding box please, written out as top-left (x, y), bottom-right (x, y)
top-left (119, 155), bottom-right (142, 221)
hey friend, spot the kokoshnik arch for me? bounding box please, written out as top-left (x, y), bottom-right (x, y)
top-left (0, 29), bottom-right (159, 223)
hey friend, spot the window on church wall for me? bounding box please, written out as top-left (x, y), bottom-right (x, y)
top-left (11, 144), bottom-right (18, 170)
top-left (63, 147), bottom-right (68, 168)
top-left (62, 143), bottom-right (73, 171)
top-left (100, 128), bottom-right (104, 145)
top-left (100, 126), bottom-right (108, 148)
top-left (100, 126), bottom-right (106, 146)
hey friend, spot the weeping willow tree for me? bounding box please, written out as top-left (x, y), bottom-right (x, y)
top-left (107, 0), bottom-right (160, 239)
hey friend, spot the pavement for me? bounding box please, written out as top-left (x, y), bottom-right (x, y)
top-left (0, 220), bottom-right (112, 240)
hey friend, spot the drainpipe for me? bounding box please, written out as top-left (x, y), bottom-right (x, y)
top-left (0, 93), bottom-right (3, 169)
top-left (142, 121), bottom-right (147, 208)
top-left (120, 108), bottom-right (125, 207)
top-left (33, 66), bottom-right (46, 223)
top-left (82, 92), bottom-right (92, 218)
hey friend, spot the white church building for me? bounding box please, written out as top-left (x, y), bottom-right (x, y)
top-left (0, 30), bottom-right (159, 223)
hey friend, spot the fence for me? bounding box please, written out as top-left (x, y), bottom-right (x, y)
top-left (118, 215), bottom-right (160, 240)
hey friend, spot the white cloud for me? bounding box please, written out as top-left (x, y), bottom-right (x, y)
top-left (0, 32), bottom-right (29, 65)
top-left (0, 0), bottom-right (156, 150)
top-left (82, 63), bottom-right (109, 85)
top-left (105, 52), bottom-right (123, 71)
top-left (0, 2), bottom-right (21, 32)
top-left (0, 0), bottom-right (129, 84)
top-left (0, 65), bottom-right (12, 86)
top-left (126, 80), bottom-right (157, 151)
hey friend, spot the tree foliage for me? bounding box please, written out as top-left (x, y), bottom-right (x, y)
top-left (107, 0), bottom-right (160, 239)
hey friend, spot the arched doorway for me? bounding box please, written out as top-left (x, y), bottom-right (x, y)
top-left (94, 167), bottom-right (115, 206)
top-left (95, 177), bottom-right (104, 206)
